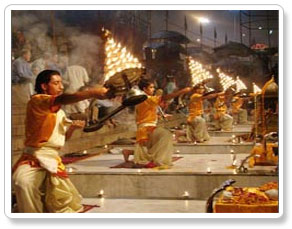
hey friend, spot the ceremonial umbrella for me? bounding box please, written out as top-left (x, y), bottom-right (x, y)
top-left (144, 40), bottom-right (187, 54)
top-left (214, 41), bottom-right (254, 57)
top-left (151, 30), bottom-right (190, 44)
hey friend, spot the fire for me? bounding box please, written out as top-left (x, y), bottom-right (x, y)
top-left (217, 69), bottom-right (236, 92)
top-left (236, 76), bottom-right (247, 91)
top-left (188, 57), bottom-right (213, 87)
top-left (103, 29), bottom-right (143, 82)
top-left (253, 82), bottom-right (262, 94)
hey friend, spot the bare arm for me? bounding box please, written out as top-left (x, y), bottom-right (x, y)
top-left (54, 87), bottom-right (109, 106)
top-left (203, 92), bottom-right (219, 100)
top-left (162, 87), bottom-right (192, 101)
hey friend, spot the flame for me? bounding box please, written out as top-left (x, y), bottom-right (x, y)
top-left (188, 57), bottom-right (213, 87)
top-left (103, 30), bottom-right (143, 81)
top-left (236, 76), bottom-right (247, 92)
top-left (253, 82), bottom-right (262, 94)
top-left (218, 70), bottom-right (236, 91)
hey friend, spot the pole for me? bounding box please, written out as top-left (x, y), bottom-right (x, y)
top-left (239, 11), bottom-right (243, 44)
top-left (254, 94), bottom-right (258, 143)
top-left (214, 27), bottom-right (217, 48)
top-left (267, 10), bottom-right (271, 48)
top-left (248, 11), bottom-right (252, 47)
top-left (165, 10), bottom-right (169, 31)
top-left (147, 11), bottom-right (152, 40)
top-left (184, 15), bottom-right (188, 55)
top-left (200, 22), bottom-right (203, 49)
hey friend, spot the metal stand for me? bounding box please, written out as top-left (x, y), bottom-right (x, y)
top-left (206, 179), bottom-right (236, 213)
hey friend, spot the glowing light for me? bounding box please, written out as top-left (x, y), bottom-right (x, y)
top-left (183, 191), bottom-right (189, 198)
top-left (253, 82), bottom-right (262, 94)
top-left (98, 189), bottom-right (104, 198)
top-left (236, 76), bottom-right (247, 92)
top-left (188, 56), bottom-right (213, 87)
top-left (218, 70), bottom-right (236, 92)
top-left (103, 30), bottom-right (143, 81)
top-left (198, 17), bottom-right (210, 23)
top-left (207, 167), bottom-right (211, 173)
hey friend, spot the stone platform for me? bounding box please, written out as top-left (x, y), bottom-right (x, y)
top-left (81, 198), bottom-right (206, 213)
top-left (110, 136), bottom-right (254, 155)
top-left (208, 124), bottom-right (252, 137)
top-left (67, 149), bottom-right (277, 201)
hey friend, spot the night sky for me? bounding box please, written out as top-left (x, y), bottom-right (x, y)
top-left (58, 10), bottom-right (279, 48)
top-left (13, 10), bottom-right (279, 49)
top-left (150, 10), bottom-right (279, 47)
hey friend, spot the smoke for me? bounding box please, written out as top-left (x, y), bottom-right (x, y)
top-left (12, 11), bottom-right (103, 82)
top-left (67, 33), bottom-right (103, 82)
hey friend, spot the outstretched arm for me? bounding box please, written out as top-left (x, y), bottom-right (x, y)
top-left (162, 87), bottom-right (192, 101)
top-left (203, 92), bottom-right (219, 100)
top-left (54, 87), bottom-right (110, 106)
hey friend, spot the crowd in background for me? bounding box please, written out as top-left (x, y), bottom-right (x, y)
top-left (11, 29), bottom-right (127, 127)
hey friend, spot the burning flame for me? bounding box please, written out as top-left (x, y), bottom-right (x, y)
top-left (217, 69), bottom-right (236, 92)
top-left (236, 76), bottom-right (247, 92)
top-left (253, 82), bottom-right (262, 94)
top-left (103, 30), bottom-right (143, 82)
top-left (188, 57), bottom-right (213, 87)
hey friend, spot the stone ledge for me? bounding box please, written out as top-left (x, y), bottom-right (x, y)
top-left (69, 173), bottom-right (277, 199)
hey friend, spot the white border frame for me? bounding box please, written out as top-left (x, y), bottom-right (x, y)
top-left (4, 4), bottom-right (283, 219)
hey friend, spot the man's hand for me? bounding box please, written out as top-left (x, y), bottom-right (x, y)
top-left (71, 120), bottom-right (86, 129)
top-left (55, 87), bottom-right (111, 106)
top-left (65, 120), bottom-right (86, 140)
top-left (91, 87), bottom-right (110, 99)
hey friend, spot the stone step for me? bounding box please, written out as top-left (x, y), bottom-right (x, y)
top-left (110, 136), bottom-right (254, 155)
top-left (208, 124), bottom-right (252, 137)
top-left (11, 115), bottom-right (184, 154)
top-left (209, 131), bottom-right (250, 137)
top-left (67, 153), bottom-right (277, 200)
top-left (81, 198), bottom-right (206, 213)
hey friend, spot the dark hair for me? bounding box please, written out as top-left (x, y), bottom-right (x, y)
top-left (138, 78), bottom-right (153, 91)
top-left (35, 70), bottom-right (61, 94)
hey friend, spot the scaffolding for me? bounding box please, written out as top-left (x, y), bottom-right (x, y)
top-left (239, 10), bottom-right (278, 48)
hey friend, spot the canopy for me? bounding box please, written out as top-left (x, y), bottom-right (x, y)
top-left (151, 30), bottom-right (190, 44)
